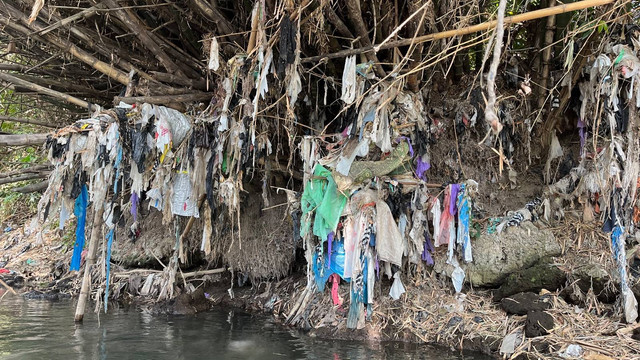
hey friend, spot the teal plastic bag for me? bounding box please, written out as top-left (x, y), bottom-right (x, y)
top-left (301, 164), bottom-right (347, 241)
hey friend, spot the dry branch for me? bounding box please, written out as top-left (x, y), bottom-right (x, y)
top-left (0, 115), bottom-right (58, 128)
top-left (13, 180), bottom-right (48, 193)
top-left (538, 0), bottom-right (557, 109)
top-left (0, 164), bottom-right (50, 178)
top-left (0, 72), bottom-right (99, 111)
top-left (101, 0), bottom-right (186, 78)
top-left (301, 0), bottom-right (615, 63)
top-left (0, 171), bottom-right (49, 185)
top-left (114, 93), bottom-right (212, 105)
top-left (0, 4), bottom-right (130, 85)
top-left (0, 133), bottom-right (48, 146)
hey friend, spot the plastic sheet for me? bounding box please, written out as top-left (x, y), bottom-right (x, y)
top-left (104, 227), bottom-right (115, 312)
top-left (389, 272), bottom-right (405, 300)
top-left (301, 164), bottom-right (347, 241)
top-left (456, 185), bottom-right (473, 263)
top-left (375, 200), bottom-right (403, 266)
top-left (451, 260), bottom-right (465, 293)
top-left (341, 55), bottom-right (357, 105)
top-left (155, 106), bottom-right (191, 147)
top-left (70, 184), bottom-right (88, 272)
top-left (171, 171), bottom-right (200, 218)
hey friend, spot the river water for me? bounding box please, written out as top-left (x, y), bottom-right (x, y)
top-left (0, 297), bottom-right (489, 359)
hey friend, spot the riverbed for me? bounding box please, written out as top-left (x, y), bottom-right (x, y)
top-left (0, 296), bottom-right (490, 359)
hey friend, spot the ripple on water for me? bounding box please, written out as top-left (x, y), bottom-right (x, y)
top-left (0, 297), bottom-right (490, 360)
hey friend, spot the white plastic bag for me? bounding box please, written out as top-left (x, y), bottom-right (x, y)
top-left (389, 272), bottom-right (406, 300)
top-left (171, 172), bottom-right (199, 218)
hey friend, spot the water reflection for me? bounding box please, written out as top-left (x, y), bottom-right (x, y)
top-left (0, 297), bottom-right (489, 360)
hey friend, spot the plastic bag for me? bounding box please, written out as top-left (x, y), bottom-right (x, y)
top-left (389, 272), bottom-right (405, 300)
top-left (451, 261), bottom-right (465, 293)
top-left (341, 55), bottom-right (357, 104)
top-left (171, 172), bottom-right (199, 218)
top-left (155, 106), bottom-right (191, 147)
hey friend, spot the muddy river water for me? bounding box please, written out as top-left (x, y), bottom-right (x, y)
top-left (0, 297), bottom-right (490, 359)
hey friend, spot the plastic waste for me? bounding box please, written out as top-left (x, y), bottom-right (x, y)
top-left (560, 344), bottom-right (583, 358)
top-left (59, 201), bottom-right (70, 230)
top-left (389, 272), bottom-right (406, 300)
top-left (500, 330), bottom-right (523, 357)
top-left (70, 184), bottom-right (88, 272)
top-left (155, 106), bottom-right (191, 148)
top-left (375, 200), bottom-right (404, 266)
top-left (451, 260), bottom-right (465, 293)
top-left (171, 171), bottom-right (199, 218)
top-left (208, 37), bottom-right (219, 71)
top-left (341, 55), bottom-right (357, 104)
top-left (300, 164), bottom-right (347, 241)
top-left (456, 185), bottom-right (473, 263)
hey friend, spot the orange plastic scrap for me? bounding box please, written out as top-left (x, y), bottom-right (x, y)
top-left (634, 206), bottom-right (640, 224)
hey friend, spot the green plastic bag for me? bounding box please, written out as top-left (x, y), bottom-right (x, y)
top-left (301, 165), bottom-right (347, 241)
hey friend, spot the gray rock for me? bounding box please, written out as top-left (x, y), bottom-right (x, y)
top-left (494, 257), bottom-right (566, 300)
top-left (467, 224), bottom-right (561, 286)
top-left (564, 258), bottom-right (616, 303)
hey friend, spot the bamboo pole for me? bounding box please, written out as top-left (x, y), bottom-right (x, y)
top-left (0, 115), bottom-right (58, 128)
top-left (301, 0), bottom-right (615, 63)
top-left (538, 0), bottom-right (557, 110)
top-left (0, 278), bottom-right (17, 295)
top-left (0, 133), bottom-right (48, 146)
top-left (101, 0), bottom-right (186, 78)
top-left (0, 73), bottom-right (99, 111)
top-left (74, 205), bottom-right (105, 322)
top-left (114, 93), bottom-right (212, 105)
top-left (13, 180), bottom-right (47, 193)
top-left (0, 5), bottom-right (130, 85)
top-left (0, 172), bottom-right (49, 185)
top-left (34, 4), bottom-right (103, 36)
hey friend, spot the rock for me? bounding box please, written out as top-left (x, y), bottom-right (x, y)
top-left (525, 310), bottom-right (554, 337)
top-left (564, 258), bottom-right (616, 304)
top-left (500, 292), bottom-right (551, 315)
top-left (494, 257), bottom-right (566, 300)
top-left (22, 290), bottom-right (71, 301)
top-left (466, 224), bottom-right (561, 286)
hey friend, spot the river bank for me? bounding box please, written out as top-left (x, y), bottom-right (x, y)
top-left (2, 220), bottom-right (639, 359)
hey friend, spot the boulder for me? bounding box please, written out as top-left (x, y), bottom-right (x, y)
top-left (467, 224), bottom-right (561, 286)
top-left (494, 257), bottom-right (566, 300)
top-left (525, 310), bottom-right (554, 337)
top-left (500, 292), bottom-right (552, 315)
top-left (564, 258), bottom-right (616, 304)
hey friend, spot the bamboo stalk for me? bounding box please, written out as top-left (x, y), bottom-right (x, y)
top-left (538, 0), bottom-right (557, 109)
top-left (0, 7), bottom-right (130, 85)
top-left (0, 164), bottom-right (50, 178)
top-left (114, 93), bottom-right (212, 105)
top-left (0, 172), bottom-right (49, 185)
top-left (35, 4), bottom-right (103, 36)
top-left (101, 0), bottom-right (186, 78)
top-left (0, 133), bottom-right (48, 146)
top-left (0, 73), bottom-right (99, 111)
top-left (13, 180), bottom-right (48, 193)
top-left (74, 205), bottom-right (105, 322)
top-left (301, 0), bottom-right (615, 63)
top-left (0, 115), bottom-right (58, 128)
top-left (0, 278), bottom-right (17, 295)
